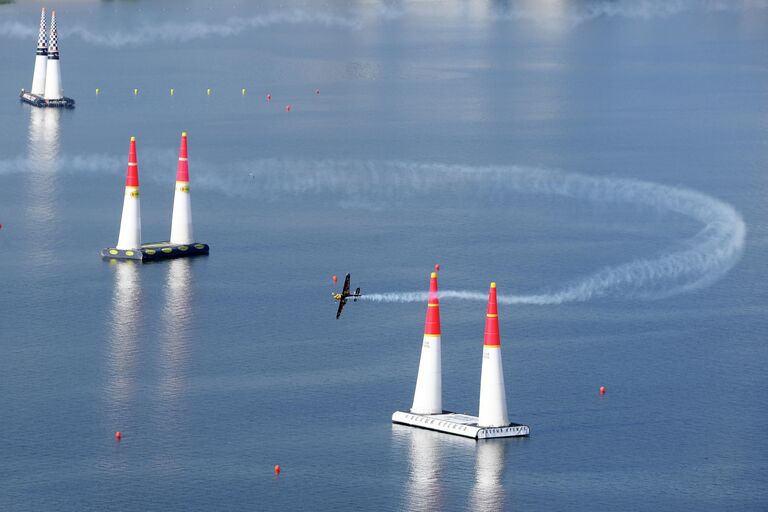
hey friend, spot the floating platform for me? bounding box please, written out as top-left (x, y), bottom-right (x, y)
top-left (392, 410), bottom-right (529, 439)
top-left (19, 90), bottom-right (75, 108)
top-left (101, 241), bottom-right (209, 262)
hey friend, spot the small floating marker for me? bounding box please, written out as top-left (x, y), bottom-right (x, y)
top-left (266, 93), bottom-right (271, 102)
top-left (207, 88), bottom-right (212, 96)
top-left (435, 264), bottom-right (440, 273)
top-left (170, 88), bottom-right (175, 96)
top-left (315, 89), bottom-right (320, 95)
top-left (332, 275), bottom-right (338, 284)
top-left (115, 431), bottom-right (122, 441)
top-left (242, 88), bottom-right (247, 96)
top-left (600, 386), bottom-right (606, 395)
top-left (133, 88), bottom-right (139, 96)
top-left (95, 88), bottom-right (100, 95)
top-left (274, 464), bottom-right (281, 475)
top-left (285, 104), bottom-right (291, 112)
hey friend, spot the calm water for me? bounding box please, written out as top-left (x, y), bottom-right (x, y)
top-left (1, 1), bottom-right (767, 510)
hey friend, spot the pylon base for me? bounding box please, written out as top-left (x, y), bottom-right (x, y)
top-left (19, 90), bottom-right (75, 108)
top-left (101, 242), bottom-right (210, 262)
top-left (392, 410), bottom-right (529, 439)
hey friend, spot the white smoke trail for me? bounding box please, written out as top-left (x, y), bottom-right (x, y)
top-left (296, 162), bottom-right (744, 305)
top-left (495, 0), bottom-right (768, 26)
top-left (0, 155), bottom-right (746, 304)
top-left (0, 21), bottom-right (35, 39)
top-left (1, 2), bottom-right (765, 46)
top-left (0, 8), bottom-right (401, 47)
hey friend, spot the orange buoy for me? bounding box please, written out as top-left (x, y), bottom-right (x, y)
top-left (115, 431), bottom-right (122, 441)
top-left (274, 464), bottom-right (281, 475)
top-left (332, 275), bottom-right (338, 284)
top-left (600, 386), bottom-right (606, 395)
top-left (267, 94), bottom-right (271, 102)
top-left (285, 104), bottom-right (291, 112)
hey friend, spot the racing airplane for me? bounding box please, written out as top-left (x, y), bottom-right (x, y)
top-left (333, 273), bottom-right (361, 319)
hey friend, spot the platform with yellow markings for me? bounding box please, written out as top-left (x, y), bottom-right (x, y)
top-left (100, 241), bottom-right (209, 262)
top-left (392, 410), bottom-right (529, 439)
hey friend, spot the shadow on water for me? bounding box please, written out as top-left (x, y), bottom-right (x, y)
top-left (393, 424), bottom-right (516, 510)
top-left (469, 439), bottom-right (508, 511)
top-left (23, 106), bottom-right (61, 269)
top-left (158, 258), bottom-right (193, 423)
top-left (105, 260), bottom-right (142, 423)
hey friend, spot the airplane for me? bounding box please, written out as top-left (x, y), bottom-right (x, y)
top-left (333, 273), bottom-right (361, 319)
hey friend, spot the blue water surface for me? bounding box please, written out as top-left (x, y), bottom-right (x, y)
top-left (0, 1), bottom-right (766, 510)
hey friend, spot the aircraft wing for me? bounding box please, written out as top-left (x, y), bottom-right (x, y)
top-left (336, 298), bottom-right (346, 319)
top-left (342, 273), bottom-right (351, 296)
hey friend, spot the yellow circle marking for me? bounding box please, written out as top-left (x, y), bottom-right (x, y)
top-left (145, 249), bottom-right (156, 255)
top-left (162, 247), bottom-right (173, 253)
top-left (109, 249), bottom-right (118, 255)
top-left (125, 250), bottom-right (134, 256)
top-left (179, 246), bottom-right (188, 251)
top-left (194, 244), bottom-right (205, 249)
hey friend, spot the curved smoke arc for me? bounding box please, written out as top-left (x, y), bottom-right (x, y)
top-left (0, 155), bottom-right (746, 304)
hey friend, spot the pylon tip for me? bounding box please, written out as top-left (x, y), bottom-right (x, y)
top-left (181, 131), bottom-right (187, 137)
top-left (424, 270), bottom-right (441, 335)
top-left (490, 282), bottom-right (496, 288)
top-left (130, 136), bottom-right (136, 142)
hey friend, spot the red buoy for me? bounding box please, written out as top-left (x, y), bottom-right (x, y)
top-left (600, 386), bottom-right (606, 395)
top-left (434, 264), bottom-right (440, 273)
top-left (332, 275), bottom-right (338, 284)
top-left (115, 431), bottom-right (122, 441)
top-left (285, 104), bottom-right (291, 112)
top-left (274, 464), bottom-right (281, 475)
top-left (266, 94), bottom-right (271, 102)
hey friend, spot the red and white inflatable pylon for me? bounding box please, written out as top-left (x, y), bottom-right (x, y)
top-left (169, 132), bottom-right (194, 245)
top-left (477, 282), bottom-right (510, 428)
top-left (410, 270), bottom-right (442, 415)
top-left (115, 137), bottom-right (142, 251)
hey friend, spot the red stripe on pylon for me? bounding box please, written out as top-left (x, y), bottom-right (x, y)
top-left (424, 271), bottom-right (441, 335)
top-left (484, 282), bottom-right (500, 346)
top-left (176, 132), bottom-right (189, 183)
top-left (125, 136), bottom-right (139, 188)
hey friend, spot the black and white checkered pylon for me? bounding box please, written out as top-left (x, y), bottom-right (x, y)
top-left (37, 7), bottom-right (47, 52)
top-left (48, 10), bottom-right (58, 55)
